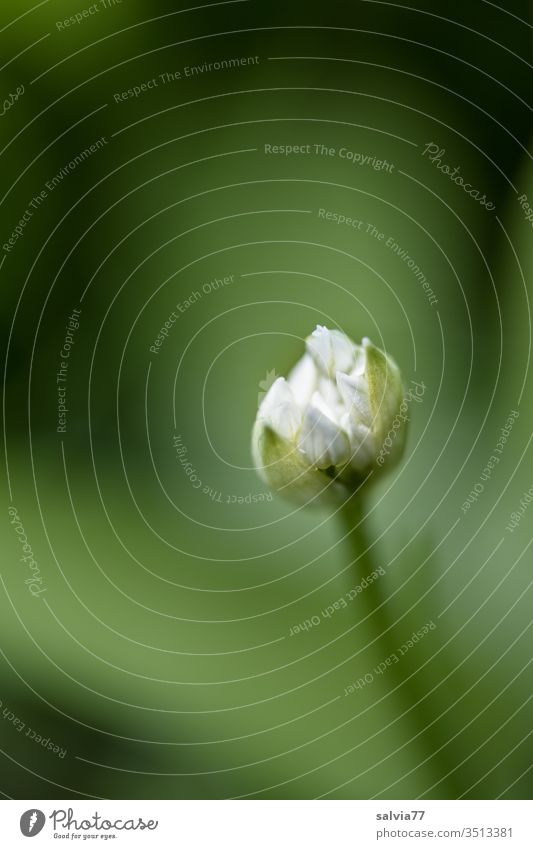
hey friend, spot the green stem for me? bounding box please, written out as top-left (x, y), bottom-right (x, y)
top-left (340, 493), bottom-right (459, 798)
top-left (340, 494), bottom-right (384, 618)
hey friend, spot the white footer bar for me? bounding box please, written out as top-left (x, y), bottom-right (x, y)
top-left (1, 799), bottom-right (531, 848)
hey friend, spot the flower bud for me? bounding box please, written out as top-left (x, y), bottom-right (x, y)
top-left (252, 326), bottom-right (407, 503)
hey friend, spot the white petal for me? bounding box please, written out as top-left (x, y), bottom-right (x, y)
top-left (340, 414), bottom-right (376, 471)
top-left (313, 383), bottom-right (343, 425)
top-left (336, 371), bottom-right (372, 427)
top-left (306, 325), bottom-right (355, 378)
top-left (299, 402), bottom-right (350, 469)
top-left (286, 353), bottom-right (318, 408)
top-left (309, 389), bottom-right (338, 423)
top-left (351, 344), bottom-right (367, 376)
top-left (258, 377), bottom-right (302, 442)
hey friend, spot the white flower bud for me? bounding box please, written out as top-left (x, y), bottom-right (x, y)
top-left (252, 326), bottom-right (407, 503)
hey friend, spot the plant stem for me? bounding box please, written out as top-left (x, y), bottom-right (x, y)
top-left (340, 494), bottom-right (384, 618)
top-left (340, 493), bottom-right (459, 798)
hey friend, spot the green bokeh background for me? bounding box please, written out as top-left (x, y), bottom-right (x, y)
top-left (1, 0), bottom-right (532, 799)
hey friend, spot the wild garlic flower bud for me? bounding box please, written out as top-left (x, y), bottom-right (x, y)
top-left (252, 325), bottom-right (407, 503)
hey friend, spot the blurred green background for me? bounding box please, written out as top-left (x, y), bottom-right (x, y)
top-left (1, 0), bottom-right (532, 799)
